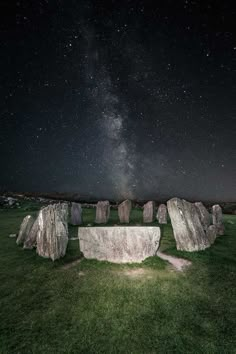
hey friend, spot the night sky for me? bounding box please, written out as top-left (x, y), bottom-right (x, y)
top-left (1, 1), bottom-right (235, 201)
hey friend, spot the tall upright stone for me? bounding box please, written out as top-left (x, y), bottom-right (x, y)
top-left (195, 202), bottom-right (211, 231)
top-left (95, 201), bottom-right (110, 224)
top-left (157, 204), bottom-right (167, 224)
top-left (206, 225), bottom-right (217, 245)
top-left (16, 215), bottom-right (35, 245)
top-left (212, 204), bottom-right (224, 235)
top-left (23, 216), bottom-right (40, 249)
top-left (36, 203), bottom-right (69, 261)
top-left (143, 201), bottom-right (155, 223)
top-left (167, 198), bottom-right (211, 252)
top-left (118, 199), bottom-right (132, 223)
top-left (71, 202), bottom-right (83, 225)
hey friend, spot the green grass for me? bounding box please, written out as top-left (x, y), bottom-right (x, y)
top-left (0, 206), bottom-right (236, 353)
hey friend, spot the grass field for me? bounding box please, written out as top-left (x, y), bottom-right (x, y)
top-left (0, 204), bottom-right (236, 353)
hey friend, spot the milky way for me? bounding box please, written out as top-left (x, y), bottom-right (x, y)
top-left (90, 66), bottom-right (137, 199)
top-left (82, 25), bottom-right (137, 199)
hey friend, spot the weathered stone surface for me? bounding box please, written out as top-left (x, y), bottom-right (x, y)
top-left (143, 201), bottom-right (155, 223)
top-left (195, 202), bottom-right (211, 231)
top-left (71, 202), bottom-right (83, 225)
top-left (167, 198), bottom-right (211, 251)
top-left (23, 217), bottom-right (40, 249)
top-left (36, 203), bottom-right (69, 261)
top-left (212, 204), bottom-right (224, 235)
top-left (78, 226), bottom-right (161, 263)
top-left (118, 199), bottom-right (132, 223)
top-left (95, 201), bottom-right (110, 224)
top-left (16, 215), bottom-right (35, 245)
top-left (157, 204), bottom-right (167, 224)
top-left (206, 225), bottom-right (217, 244)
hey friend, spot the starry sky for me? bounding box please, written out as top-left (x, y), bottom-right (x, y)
top-left (0, 0), bottom-right (235, 201)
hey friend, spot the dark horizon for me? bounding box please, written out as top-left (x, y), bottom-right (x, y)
top-left (1, 1), bottom-right (235, 201)
top-left (2, 190), bottom-right (236, 204)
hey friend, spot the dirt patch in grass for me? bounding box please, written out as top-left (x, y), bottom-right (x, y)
top-left (115, 267), bottom-right (178, 280)
top-left (156, 251), bottom-right (192, 272)
top-left (121, 268), bottom-right (153, 278)
top-left (62, 258), bottom-right (82, 269)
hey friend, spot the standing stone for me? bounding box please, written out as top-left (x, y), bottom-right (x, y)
top-left (79, 226), bottom-right (161, 263)
top-left (157, 204), bottom-right (167, 224)
top-left (143, 201), bottom-right (155, 223)
top-left (36, 203), bottom-right (69, 261)
top-left (195, 202), bottom-right (211, 231)
top-left (167, 198), bottom-right (211, 252)
top-left (23, 216), bottom-right (40, 249)
top-left (206, 225), bottom-right (217, 245)
top-left (212, 204), bottom-right (224, 235)
top-left (118, 199), bottom-right (132, 223)
top-left (71, 202), bottom-right (83, 225)
top-left (16, 215), bottom-right (35, 245)
top-left (95, 201), bottom-right (110, 224)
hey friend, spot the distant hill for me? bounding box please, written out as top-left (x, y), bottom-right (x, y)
top-left (1, 191), bottom-right (236, 213)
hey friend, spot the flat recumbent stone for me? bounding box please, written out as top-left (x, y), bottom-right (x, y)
top-left (78, 226), bottom-right (161, 263)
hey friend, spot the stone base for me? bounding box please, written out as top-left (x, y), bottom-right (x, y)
top-left (78, 226), bottom-right (161, 263)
